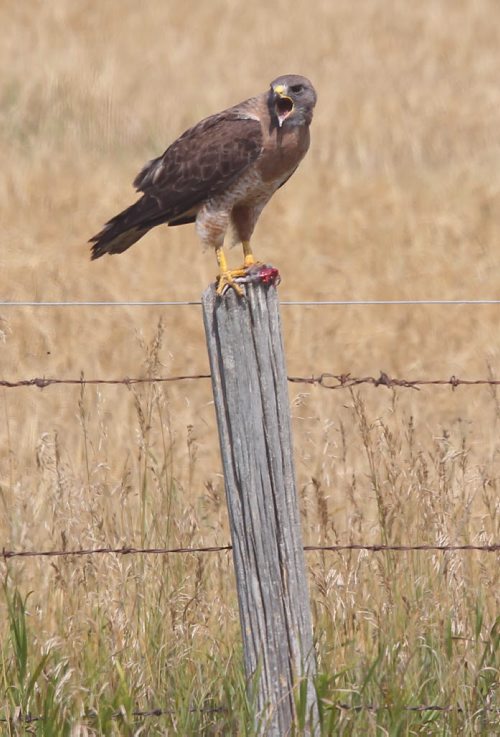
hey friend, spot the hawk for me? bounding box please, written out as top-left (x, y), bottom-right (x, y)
top-left (90, 74), bottom-right (317, 294)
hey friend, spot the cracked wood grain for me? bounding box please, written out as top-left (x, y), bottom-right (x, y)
top-left (202, 282), bottom-right (319, 736)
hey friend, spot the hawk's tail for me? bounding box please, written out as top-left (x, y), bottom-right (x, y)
top-left (89, 199), bottom-right (152, 260)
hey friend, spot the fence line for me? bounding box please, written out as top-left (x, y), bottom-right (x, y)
top-left (2, 301), bottom-right (498, 727)
top-left (3, 371), bottom-right (500, 391)
top-left (3, 299), bottom-right (500, 307)
top-left (2, 542), bottom-right (498, 561)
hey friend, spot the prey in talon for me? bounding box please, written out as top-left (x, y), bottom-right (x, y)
top-left (217, 264), bottom-right (282, 297)
top-left (89, 75), bottom-right (317, 295)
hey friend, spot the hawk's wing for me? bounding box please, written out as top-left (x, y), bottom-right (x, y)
top-left (90, 111), bottom-right (263, 258)
top-left (134, 112), bottom-right (263, 223)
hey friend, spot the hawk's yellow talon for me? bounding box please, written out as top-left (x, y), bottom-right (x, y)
top-left (216, 247), bottom-right (246, 296)
top-left (216, 272), bottom-right (244, 297)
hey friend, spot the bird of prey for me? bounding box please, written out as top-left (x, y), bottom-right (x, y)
top-left (90, 74), bottom-right (317, 294)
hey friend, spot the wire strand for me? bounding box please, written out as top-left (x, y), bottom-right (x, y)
top-left (2, 701), bottom-right (498, 724)
top-left (2, 542), bottom-right (498, 560)
top-left (3, 299), bottom-right (500, 307)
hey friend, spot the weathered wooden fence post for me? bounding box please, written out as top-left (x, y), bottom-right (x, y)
top-left (202, 280), bottom-right (319, 736)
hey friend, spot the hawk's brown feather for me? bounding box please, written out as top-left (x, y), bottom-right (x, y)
top-left (90, 114), bottom-right (262, 259)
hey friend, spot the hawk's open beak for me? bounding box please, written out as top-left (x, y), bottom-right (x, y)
top-left (273, 85), bottom-right (294, 127)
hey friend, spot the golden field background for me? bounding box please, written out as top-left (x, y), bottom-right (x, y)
top-left (0, 0), bottom-right (499, 732)
top-left (2, 0), bottom-right (500, 508)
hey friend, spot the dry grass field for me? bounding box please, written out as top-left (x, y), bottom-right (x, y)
top-left (1, 0), bottom-right (499, 734)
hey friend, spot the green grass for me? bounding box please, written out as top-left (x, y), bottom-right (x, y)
top-left (1, 579), bottom-right (498, 734)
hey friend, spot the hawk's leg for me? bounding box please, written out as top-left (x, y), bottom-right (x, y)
top-left (216, 247), bottom-right (247, 296)
top-left (242, 240), bottom-right (257, 268)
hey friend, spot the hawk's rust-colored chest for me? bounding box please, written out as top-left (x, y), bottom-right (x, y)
top-left (257, 123), bottom-right (311, 185)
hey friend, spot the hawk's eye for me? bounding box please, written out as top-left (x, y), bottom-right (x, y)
top-left (290, 84), bottom-right (304, 94)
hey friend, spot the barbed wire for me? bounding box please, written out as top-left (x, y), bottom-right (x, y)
top-left (2, 542), bottom-right (498, 562)
top-left (2, 702), bottom-right (498, 725)
top-left (126, 702), bottom-right (499, 716)
top-left (3, 371), bottom-right (500, 391)
top-left (0, 706), bottom-right (224, 725)
top-left (288, 372), bottom-right (500, 390)
top-left (0, 374), bottom-right (210, 389)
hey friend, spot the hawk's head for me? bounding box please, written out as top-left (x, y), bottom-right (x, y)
top-left (269, 74), bottom-right (317, 128)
